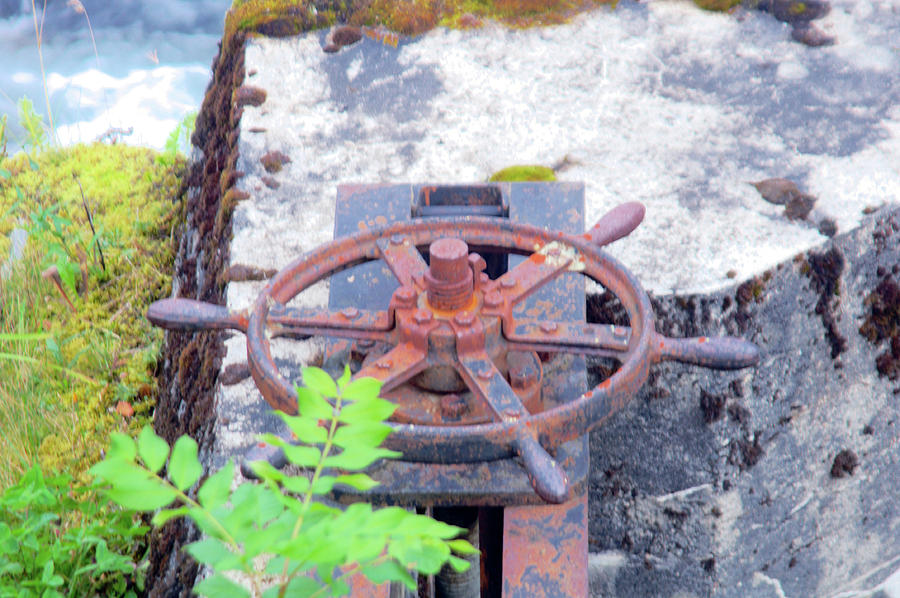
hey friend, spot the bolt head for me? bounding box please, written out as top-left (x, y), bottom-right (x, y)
top-left (500, 278), bottom-right (516, 289)
top-left (477, 368), bottom-right (493, 380)
top-left (395, 285), bottom-right (417, 306)
top-left (453, 311), bottom-right (475, 327)
top-left (413, 309), bottom-right (433, 324)
top-left (340, 307), bottom-right (360, 319)
top-left (484, 291), bottom-right (502, 308)
top-left (390, 234), bottom-right (404, 245)
top-left (539, 321), bottom-right (558, 333)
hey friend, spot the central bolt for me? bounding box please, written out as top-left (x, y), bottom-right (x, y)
top-left (425, 238), bottom-right (473, 311)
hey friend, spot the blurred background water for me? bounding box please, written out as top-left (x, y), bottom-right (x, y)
top-left (0, 0), bottom-right (233, 150)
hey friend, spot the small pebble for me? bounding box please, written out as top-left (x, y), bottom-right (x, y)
top-left (817, 217), bottom-right (837, 237)
top-left (792, 24), bottom-right (836, 47)
top-left (332, 26), bottom-right (362, 47)
top-left (830, 449), bottom-right (859, 478)
top-left (784, 193), bottom-right (817, 220)
top-left (751, 178), bottom-right (800, 205)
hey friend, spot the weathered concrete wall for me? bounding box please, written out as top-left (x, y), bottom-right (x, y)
top-left (147, 30), bottom-right (248, 598)
top-left (588, 207), bottom-right (900, 597)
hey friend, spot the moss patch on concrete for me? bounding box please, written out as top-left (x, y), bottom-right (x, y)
top-left (0, 143), bottom-right (185, 486)
top-left (489, 164), bottom-right (557, 182)
top-left (692, 0), bottom-right (741, 11)
top-left (226, 0), bottom-right (618, 40)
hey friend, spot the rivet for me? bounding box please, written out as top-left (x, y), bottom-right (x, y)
top-left (390, 234), bottom-right (404, 245)
top-left (376, 360), bottom-right (392, 369)
top-left (539, 321), bottom-right (558, 333)
top-left (484, 291), bottom-right (502, 308)
top-left (501, 278), bottom-right (516, 289)
top-left (454, 312), bottom-right (475, 327)
top-left (340, 307), bottom-right (360, 320)
top-left (477, 368), bottom-right (492, 380)
top-left (504, 408), bottom-right (521, 420)
top-left (396, 285), bottom-right (417, 306)
top-left (413, 309), bottom-right (433, 324)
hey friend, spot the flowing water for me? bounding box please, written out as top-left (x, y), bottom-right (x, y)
top-left (1, 0), bottom-right (232, 150)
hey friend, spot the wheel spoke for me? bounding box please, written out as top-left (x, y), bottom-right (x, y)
top-left (354, 342), bottom-right (429, 392)
top-left (376, 235), bottom-right (428, 290)
top-left (266, 304), bottom-right (391, 342)
top-left (494, 241), bottom-right (582, 307)
top-left (456, 351), bottom-right (530, 422)
top-left (457, 351), bottom-right (570, 504)
top-left (505, 318), bottom-right (631, 357)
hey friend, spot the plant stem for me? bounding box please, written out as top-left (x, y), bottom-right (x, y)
top-left (73, 174), bottom-right (106, 271)
top-left (0, 351), bottom-right (98, 386)
top-left (170, 487), bottom-right (240, 554)
top-left (31, 0), bottom-right (54, 140)
top-left (305, 554), bottom-right (394, 598)
top-left (278, 391), bottom-right (343, 597)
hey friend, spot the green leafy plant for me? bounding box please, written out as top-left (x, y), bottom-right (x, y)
top-left (0, 464), bottom-right (148, 597)
top-left (18, 97), bottom-right (48, 154)
top-left (157, 111), bottom-right (197, 167)
top-left (91, 367), bottom-right (477, 597)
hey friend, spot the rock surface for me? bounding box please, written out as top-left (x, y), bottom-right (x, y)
top-left (233, 0), bottom-right (900, 296)
top-left (587, 207), bottom-right (900, 596)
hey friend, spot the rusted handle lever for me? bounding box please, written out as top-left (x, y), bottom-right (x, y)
top-left (513, 428), bottom-right (570, 504)
top-left (653, 333), bottom-right (760, 370)
top-left (586, 201), bottom-right (646, 247)
top-left (147, 298), bottom-right (248, 332)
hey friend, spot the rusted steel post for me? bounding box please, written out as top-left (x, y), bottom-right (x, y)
top-left (501, 493), bottom-right (588, 598)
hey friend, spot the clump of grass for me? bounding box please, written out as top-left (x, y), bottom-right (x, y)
top-left (0, 258), bottom-right (83, 488)
top-left (0, 142), bottom-right (185, 488)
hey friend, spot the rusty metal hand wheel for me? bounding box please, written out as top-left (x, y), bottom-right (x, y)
top-left (149, 202), bottom-right (758, 503)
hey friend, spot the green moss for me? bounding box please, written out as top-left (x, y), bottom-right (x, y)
top-left (692, 0), bottom-right (741, 11)
top-left (224, 0), bottom-right (619, 41)
top-left (224, 0), bottom-right (335, 43)
top-left (0, 143), bottom-right (185, 486)
top-left (789, 2), bottom-right (807, 15)
top-left (489, 164), bottom-right (557, 182)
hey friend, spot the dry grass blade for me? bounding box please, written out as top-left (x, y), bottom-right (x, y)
top-left (30, 0), bottom-right (54, 138)
top-left (73, 173), bottom-right (106, 271)
top-left (66, 0), bottom-right (85, 14)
